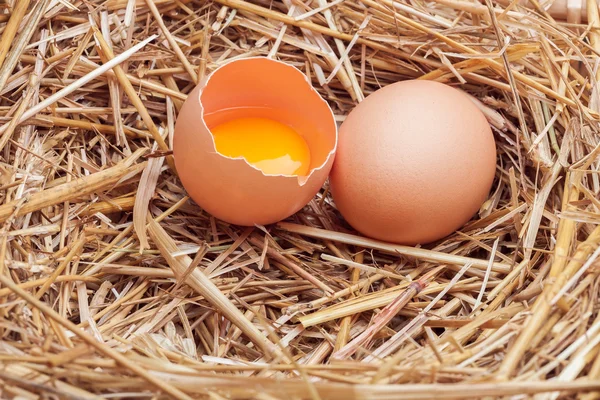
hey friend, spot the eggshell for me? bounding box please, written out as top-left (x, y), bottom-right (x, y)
top-left (329, 80), bottom-right (497, 245)
top-left (173, 57), bottom-right (337, 226)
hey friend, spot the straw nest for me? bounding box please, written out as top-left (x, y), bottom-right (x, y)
top-left (0, 0), bottom-right (600, 398)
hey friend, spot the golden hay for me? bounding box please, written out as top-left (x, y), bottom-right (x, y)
top-left (0, 0), bottom-right (599, 398)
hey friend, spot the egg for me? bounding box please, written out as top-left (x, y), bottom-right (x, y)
top-left (173, 57), bottom-right (337, 226)
top-left (329, 80), bottom-right (497, 245)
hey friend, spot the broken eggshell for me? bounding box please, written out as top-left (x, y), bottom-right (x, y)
top-left (173, 57), bottom-right (337, 226)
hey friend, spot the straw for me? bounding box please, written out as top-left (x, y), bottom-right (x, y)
top-left (1, 0), bottom-right (600, 398)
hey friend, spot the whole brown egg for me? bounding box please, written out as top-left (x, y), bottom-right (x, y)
top-left (329, 80), bottom-right (497, 245)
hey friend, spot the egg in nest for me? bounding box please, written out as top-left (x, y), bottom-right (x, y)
top-left (174, 58), bottom-right (338, 226)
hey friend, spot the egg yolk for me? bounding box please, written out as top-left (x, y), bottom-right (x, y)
top-left (211, 117), bottom-right (311, 176)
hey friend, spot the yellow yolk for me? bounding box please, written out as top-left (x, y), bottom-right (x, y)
top-left (211, 117), bottom-right (311, 176)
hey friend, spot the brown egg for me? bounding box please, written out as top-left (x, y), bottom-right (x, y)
top-left (329, 80), bottom-right (497, 245)
top-left (174, 57), bottom-right (337, 226)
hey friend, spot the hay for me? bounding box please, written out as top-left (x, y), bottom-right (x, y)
top-left (0, 0), bottom-right (599, 398)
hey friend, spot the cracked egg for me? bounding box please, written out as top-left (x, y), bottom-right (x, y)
top-left (174, 57), bottom-right (337, 226)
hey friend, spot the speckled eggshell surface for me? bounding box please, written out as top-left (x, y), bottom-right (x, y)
top-left (329, 80), bottom-right (497, 245)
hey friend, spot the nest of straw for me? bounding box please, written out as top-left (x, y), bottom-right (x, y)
top-left (0, 0), bottom-right (599, 398)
